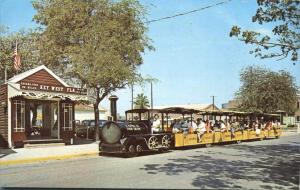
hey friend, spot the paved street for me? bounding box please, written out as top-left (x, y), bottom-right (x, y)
top-left (0, 134), bottom-right (299, 189)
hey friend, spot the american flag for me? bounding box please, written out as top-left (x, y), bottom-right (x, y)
top-left (13, 42), bottom-right (21, 71)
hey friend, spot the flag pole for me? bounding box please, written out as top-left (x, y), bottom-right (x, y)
top-left (15, 40), bottom-right (18, 75)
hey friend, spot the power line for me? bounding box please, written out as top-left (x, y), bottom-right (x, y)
top-left (146, 0), bottom-right (232, 24)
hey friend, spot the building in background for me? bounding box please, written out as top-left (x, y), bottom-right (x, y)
top-left (222, 99), bottom-right (240, 110)
top-left (154, 103), bottom-right (219, 111)
top-left (75, 104), bottom-right (108, 122)
top-left (0, 65), bottom-right (87, 148)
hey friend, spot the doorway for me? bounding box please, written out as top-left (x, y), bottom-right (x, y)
top-left (27, 101), bottom-right (59, 140)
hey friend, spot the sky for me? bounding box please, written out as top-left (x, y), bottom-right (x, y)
top-left (0, 0), bottom-right (299, 116)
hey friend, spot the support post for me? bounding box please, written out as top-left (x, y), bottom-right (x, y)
top-left (109, 95), bottom-right (119, 122)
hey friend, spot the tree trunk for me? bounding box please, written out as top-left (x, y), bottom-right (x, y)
top-left (94, 88), bottom-right (100, 141)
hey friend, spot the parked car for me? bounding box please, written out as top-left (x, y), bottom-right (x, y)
top-left (75, 119), bottom-right (107, 139)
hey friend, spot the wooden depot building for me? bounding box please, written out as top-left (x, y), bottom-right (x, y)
top-left (0, 65), bottom-right (88, 148)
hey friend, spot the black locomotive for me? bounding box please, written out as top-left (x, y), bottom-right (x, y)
top-left (99, 109), bottom-right (172, 156)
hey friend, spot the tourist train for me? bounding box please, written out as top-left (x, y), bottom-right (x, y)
top-left (99, 107), bottom-right (282, 156)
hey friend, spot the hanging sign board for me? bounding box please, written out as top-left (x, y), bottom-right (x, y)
top-left (20, 82), bottom-right (87, 95)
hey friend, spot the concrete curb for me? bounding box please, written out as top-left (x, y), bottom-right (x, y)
top-left (0, 151), bottom-right (99, 167)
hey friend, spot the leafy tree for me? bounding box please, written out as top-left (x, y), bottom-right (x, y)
top-left (32, 0), bottom-right (153, 141)
top-left (230, 0), bottom-right (300, 64)
top-left (134, 93), bottom-right (150, 109)
top-left (0, 27), bottom-right (40, 82)
top-left (236, 65), bottom-right (299, 114)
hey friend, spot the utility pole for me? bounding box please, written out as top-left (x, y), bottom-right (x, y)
top-left (150, 81), bottom-right (153, 118)
top-left (211, 95), bottom-right (216, 110)
top-left (211, 95), bottom-right (216, 120)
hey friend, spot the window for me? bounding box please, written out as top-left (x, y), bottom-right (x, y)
top-left (14, 100), bottom-right (25, 132)
top-left (297, 101), bottom-right (300, 109)
top-left (297, 116), bottom-right (300, 122)
top-left (62, 103), bottom-right (73, 131)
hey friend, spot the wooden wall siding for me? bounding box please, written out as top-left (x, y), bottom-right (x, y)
top-left (0, 84), bottom-right (8, 148)
top-left (19, 69), bottom-right (65, 87)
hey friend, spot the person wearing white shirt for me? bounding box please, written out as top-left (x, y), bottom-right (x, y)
top-left (188, 120), bottom-right (197, 133)
top-left (152, 114), bottom-right (161, 133)
top-left (196, 119), bottom-right (206, 142)
top-left (220, 121), bottom-right (226, 132)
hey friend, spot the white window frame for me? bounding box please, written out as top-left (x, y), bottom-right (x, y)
top-left (14, 100), bottom-right (25, 132)
top-left (62, 103), bottom-right (73, 131)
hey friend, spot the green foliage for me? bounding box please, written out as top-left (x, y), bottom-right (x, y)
top-left (0, 27), bottom-right (40, 82)
top-left (236, 65), bottom-right (299, 114)
top-left (134, 93), bottom-right (150, 109)
top-left (32, 0), bottom-right (153, 140)
top-left (230, 0), bottom-right (300, 64)
top-left (32, 0), bottom-right (153, 98)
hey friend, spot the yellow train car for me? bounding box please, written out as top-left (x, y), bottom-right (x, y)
top-left (242, 130), bottom-right (249, 140)
top-left (125, 108), bottom-right (282, 150)
top-left (264, 128), bottom-right (281, 139)
top-left (232, 131), bottom-right (243, 142)
top-left (213, 132), bottom-right (222, 143)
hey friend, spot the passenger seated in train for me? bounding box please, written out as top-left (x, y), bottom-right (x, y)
top-left (254, 121), bottom-right (261, 136)
top-left (273, 120), bottom-right (280, 132)
top-left (227, 121), bottom-right (235, 138)
top-left (205, 120), bottom-right (212, 133)
top-left (172, 119), bottom-right (182, 133)
top-left (231, 119), bottom-right (239, 131)
top-left (220, 120), bottom-right (226, 132)
top-left (196, 118), bottom-right (206, 142)
top-left (265, 121), bottom-right (272, 130)
top-left (152, 114), bottom-right (161, 133)
top-left (188, 120), bottom-right (197, 134)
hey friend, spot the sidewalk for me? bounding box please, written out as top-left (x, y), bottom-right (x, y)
top-left (0, 140), bottom-right (99, 166)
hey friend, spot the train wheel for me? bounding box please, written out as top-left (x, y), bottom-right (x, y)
top-left (136, 144), bottom-right (143, 153)
top-left (128, 144), bottom-right (136, 153)
top-left (148, 136), bottom-right (158, 150)
top-left (161, 135), bottom-right (171, 148)
top-left (127, 144), bottom-right (137, 157)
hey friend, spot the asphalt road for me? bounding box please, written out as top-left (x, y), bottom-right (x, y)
top-left (0, 134), bottom-right (299, 189)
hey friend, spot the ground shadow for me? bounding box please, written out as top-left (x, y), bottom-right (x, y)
top-left (100, 150), bottom-right (172, 158)
top-left (140, 140), bottom-right (300, 189)
top-left (0, 149), bottom-right (17, 159)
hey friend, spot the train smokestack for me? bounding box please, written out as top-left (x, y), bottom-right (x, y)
top-left (109, 95), bottom-right (119, 121)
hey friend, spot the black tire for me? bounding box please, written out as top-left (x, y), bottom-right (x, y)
top-left (136, 144), bottom-right (143, 153)
top-left (126, 144), bottom-right (138, 157)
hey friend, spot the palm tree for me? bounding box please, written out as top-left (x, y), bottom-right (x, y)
top-left (134, 93), bottom-right (150, 109)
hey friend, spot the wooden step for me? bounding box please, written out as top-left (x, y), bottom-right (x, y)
top-left (24, 143), bottom-right (65, 148)
top-left (23, 139), bottom-right (64, 144)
